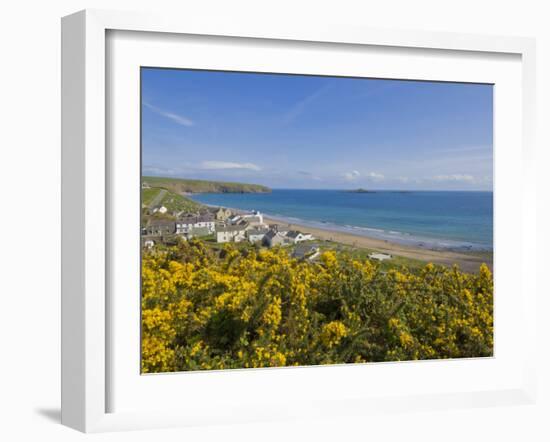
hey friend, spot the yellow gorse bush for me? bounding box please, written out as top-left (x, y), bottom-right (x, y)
top-left (320, 321), bottom-right (348, 348)
top-left (141, 240), bottom-right (493, 373)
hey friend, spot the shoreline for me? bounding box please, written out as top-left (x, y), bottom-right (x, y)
top-left (192, 196), bottom-right (491, 250)
top-left (261, 212), bottom-right (490, 252)
top-left (192, 200), bottom-right (493, 273)
top-left (262, 215), bottom-right (492, 273)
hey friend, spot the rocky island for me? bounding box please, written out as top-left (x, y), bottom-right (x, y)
top-left (346, 188), bottom-right (376, 193)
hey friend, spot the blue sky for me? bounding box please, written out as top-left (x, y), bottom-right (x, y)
top-left (141, 68), bottom-right (493, 190)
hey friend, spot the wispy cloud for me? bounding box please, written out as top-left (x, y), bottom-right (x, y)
top-left (200, 161), bottom-right (262, 171)
top-left (431, 174), bottom-right (475, 183)
top-left (438, 145), bottom-right (492, 154)
top-left (143, 102), bottom-right (194, 127)
top-left (142, 165), bottom-right (180, 176)
top-left (365, 172), bottom-right (385, 182)
top-left (282, 84), bottom-right (331, 124)
top-left (297, 170), bottom-right (322, 181)
top-left (343, 170), bottom-right (385, 182)
top-left (392, 153), bottom-right (492, 172)
top-left (343, 170), bottom-right (361, 181)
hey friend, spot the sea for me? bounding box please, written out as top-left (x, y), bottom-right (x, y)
top-left (190, 189), bottom-right (493, 251)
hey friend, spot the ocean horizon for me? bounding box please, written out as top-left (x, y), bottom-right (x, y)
top-left (189, 189), bottom-right (493, 251)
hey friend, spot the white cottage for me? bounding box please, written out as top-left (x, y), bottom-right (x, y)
top-left (263, 230), bottom-right (288, 247)
top-left (286, 231), bottom-right (313, 244)
top-left (241, 211), bottom-right (264, 226)
top-left (216, 224), bottom-right (248, 243)
top-left (368, 253), bottom-right (392, 261)
top-left (215, 207), bottom-right (232, 221)
top-left (247, 227), bottom-right (269, 243)
top-left (150, 205), bottom-right (168, 215)
top-left (176, 214), bottom-right (216, 235)
top-left (292, 243), bottom-right (320, 260)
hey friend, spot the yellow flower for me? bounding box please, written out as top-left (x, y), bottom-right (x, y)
top-left (140, 239), bottom-right (493, 372)
top-left (399, 332), bottom-right (414, 348)
top-left (320, 251), bottom-right (338, 268)
top-left (321, 321), bottom-right (348, 348)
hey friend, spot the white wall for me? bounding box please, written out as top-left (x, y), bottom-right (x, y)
top-left (0, 0), bottom-right (548, 440)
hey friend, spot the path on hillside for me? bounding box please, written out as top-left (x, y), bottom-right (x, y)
top-left (148, 189), bottom-right (167, 208)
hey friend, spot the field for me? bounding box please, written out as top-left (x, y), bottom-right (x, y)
top-left (141, 187), bottom-right (202, 214)
top-left (313, 240), bottom-right (429, 271)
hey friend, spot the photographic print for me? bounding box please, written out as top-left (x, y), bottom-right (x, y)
top-left (140, 68), bottom-right (493, 373)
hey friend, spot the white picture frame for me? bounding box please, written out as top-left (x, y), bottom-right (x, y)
top-left (61, 9), bottom-right (537, 433)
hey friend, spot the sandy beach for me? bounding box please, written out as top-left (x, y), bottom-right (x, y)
top-left (263, 216), bottom-right (492, 274)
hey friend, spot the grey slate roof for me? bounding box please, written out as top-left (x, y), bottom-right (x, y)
top-left (286, 230), bottom-right (302, 239)
top-left (247, 228), bottom-right (269, 236)
top-left (177, 214), bottom-right (215, 224)
top-left (148, 219), bottom-right (176, 228)
top-left (216, 223), bottom-right (248, 233)
top-left (293, 243), bottom-right (319, 259)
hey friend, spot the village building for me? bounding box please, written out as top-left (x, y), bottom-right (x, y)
top-left (216, 223), bottom-right (248, 243)
top-left (141, 181), bottom-right (151, 189)
top-left (247, 227), bottom-right (269, 243)
top-left (236, 219), bottom-right (249, 228)
top-left (285, 230), bottom-right (313, 244)
top-left (141, 238), bottom-right (155, 249)
top-left (269, 224), bottom-right (289, 236)
top-left (263, 230), bottom-right (288, 247)
top-left (368, 252), bottom-right (392, 261)
top-left (241, 211), bottom-right (264, 226)
top-left (176, 214), bottom-right (215, 235)
top-left (215, 207), bottom-right (232, 221)
top-left (143, 219), bottom-right (176, 236)
top-left (186, 226), bottom-right (211, 239)
top-left (149, 205), bottom-right (168, 215)
top-left (292, 243), bottom-right (320, 261)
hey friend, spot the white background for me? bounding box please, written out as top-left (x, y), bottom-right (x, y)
top-left (109, 30), bottom-right (524, 415)
top-left (0, 0), bottom-right (548, 441)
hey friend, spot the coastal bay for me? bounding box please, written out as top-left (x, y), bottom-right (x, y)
top-left (189, 189), bottom-right (493, 272)
top-left (262, 215), bottom-right (492, 273)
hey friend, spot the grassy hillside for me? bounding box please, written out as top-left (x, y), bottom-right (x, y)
top-left (141, 187), bottom-right (202, 214)
top-left (142, 176), bottom-right (271, 194)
